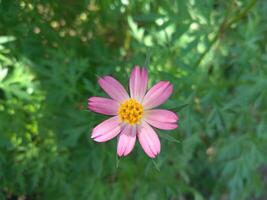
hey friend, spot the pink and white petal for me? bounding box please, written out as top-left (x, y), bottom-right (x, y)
top-left (137, 122), bottom-right (161, 158)
top-left (142, 81), bottom-right (173, 109)
top-left (145, 120), bottom-right (178, 130)
top-left (144, 109), bottom-right (178, 130)
top-left (91, 116), bottom-right (121, 142)
top-left (129, 66), bottom-right (148, 102)
top-left (117, 125), bottom-right (137, 157)
top-left (98, 76), bottom-right (129, 103)
top-left (88, 97), bottom-right (119, 115)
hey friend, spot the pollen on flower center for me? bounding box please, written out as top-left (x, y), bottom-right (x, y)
top-left (118, 98), bottom-right (143, 125)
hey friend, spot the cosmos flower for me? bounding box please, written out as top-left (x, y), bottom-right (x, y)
top-left (88, 66), bottom-right (178, 158)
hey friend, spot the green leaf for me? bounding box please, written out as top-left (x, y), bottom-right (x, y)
top-left (151, 159), bottom-right (160, 171)
top-left (170, 103), bottom-right (190, 113)
top-left (158, 133), bottom-right (181, 144)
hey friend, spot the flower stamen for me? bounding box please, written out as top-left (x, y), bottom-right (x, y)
top-left (118, 99), bottom-right (143, 125)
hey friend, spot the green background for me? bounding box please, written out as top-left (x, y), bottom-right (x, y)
top-left (0, 0), bottom-right (267, 199)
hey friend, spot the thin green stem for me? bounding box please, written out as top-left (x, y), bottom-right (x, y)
top-left (227, 0), bottom-right (258, 27)
top-left (195, 0), bottom-right (258, 67)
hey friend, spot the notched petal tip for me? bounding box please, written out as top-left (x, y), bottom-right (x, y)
top-left (138, 122), bottom-right (161, 158)
top-left (87, 97), bottom-right (119, 115)
top-left (142, 81), bottom-right (174, 109)
top-left (149, 154), bottom-right (157, 158)
top-left (90, 134), bottom-right (95, 139)
top-left (130, 66), bottom-right (148, 101)
top-left (133, 65), bottom-right (140, 70)
top-left (117, 150), bottom-right (130, 157)
top-left (117, 151), bottom-right (123, 157)
top-left (97, 76), bottom-right (105, 85)
top-left (144, 109), bottom-right (178, 130)
top-left (98, 75), bottom-right (129, 102)
top-left (90, 116), bottom-right (121, 142)
top-left (141, 67), bottom-right (148, 75)
top-left (117, 125), bottom-right (137, 157)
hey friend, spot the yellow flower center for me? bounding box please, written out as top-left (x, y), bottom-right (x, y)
top-left (118, 99), bottom-right (144, 125)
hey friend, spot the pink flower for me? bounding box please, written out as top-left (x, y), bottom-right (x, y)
top-left (88, 66), bottom-right (178, 158)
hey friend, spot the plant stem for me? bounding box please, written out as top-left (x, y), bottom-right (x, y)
top-left (195, 0), bottom-right (258, 67)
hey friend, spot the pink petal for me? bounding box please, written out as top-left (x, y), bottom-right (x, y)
top-left (98, 76), bottom-right (129, 103)
top-left (142, 81), bottom-right (173, 109)
top-left (88, 97), bottom-right (119, 115)
top-left (129, 66), bottom-right (148, 102)
top-left (91, 116), bottom-right (121, 142)
top-left (137, 122), bottom-right (161, 158)
top-left (117, 125), bottom-right (137, 157)
top-left (144, 109), bottom-right (178, 130)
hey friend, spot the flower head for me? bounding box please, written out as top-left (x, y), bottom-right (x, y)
top-left (88, 66), bottom-right (178, 158)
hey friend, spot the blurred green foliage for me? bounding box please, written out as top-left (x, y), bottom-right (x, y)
top-left (0, 0), bottom-right (267, 199)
